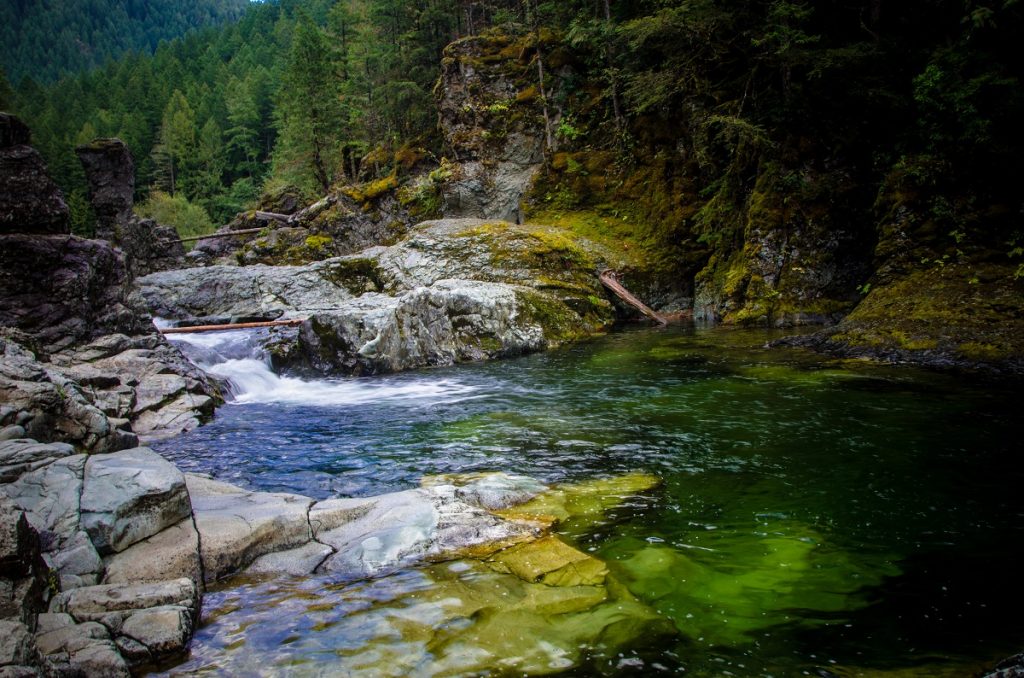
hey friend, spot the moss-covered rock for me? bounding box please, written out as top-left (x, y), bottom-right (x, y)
top-left (781, 262), bottom-right (1024, 373)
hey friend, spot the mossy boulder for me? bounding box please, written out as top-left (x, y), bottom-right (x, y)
top-left (781, 261), bottom-right (1024, 373)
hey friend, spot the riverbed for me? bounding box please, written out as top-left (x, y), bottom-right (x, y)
top-left (153, 325), bottom-right (1024, 676)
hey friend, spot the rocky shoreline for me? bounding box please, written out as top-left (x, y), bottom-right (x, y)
top-left (0, 111), bottom-right (659, 676)
top-left (2, 433), bottom-right (611, 675)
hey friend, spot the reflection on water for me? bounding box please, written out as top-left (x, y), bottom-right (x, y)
top-left (154, 325), bottom-right (1024, 676)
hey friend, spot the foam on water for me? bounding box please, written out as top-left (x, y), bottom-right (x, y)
top-left (165, 325), bottom-right (480, 407)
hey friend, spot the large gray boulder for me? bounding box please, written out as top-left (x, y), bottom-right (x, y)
top-left (80, 448), bottom-right (190, 555)
top-left (102, 518), bottom-right (201, 585)
top-left (186, 474), bottom-right (313, 583)
top-left (136, 219), bottom-right (615, 377)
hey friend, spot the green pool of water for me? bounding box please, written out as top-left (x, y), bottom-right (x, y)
top-left (158, 325), bottom-right (1024, 676)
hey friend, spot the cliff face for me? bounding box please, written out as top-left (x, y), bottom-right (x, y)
top-left (429, 27), bottom-right (1022, 371)
top-left (435, 31), bottom-right (556, 223)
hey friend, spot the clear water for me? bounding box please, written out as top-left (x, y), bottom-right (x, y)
top-left (153, 325), bottom-right (1024, 676)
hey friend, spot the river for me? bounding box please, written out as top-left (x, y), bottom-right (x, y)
top-left (153, 324), bottom-right (1024, 676)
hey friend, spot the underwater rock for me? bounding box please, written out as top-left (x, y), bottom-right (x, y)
top-left (422, 471), bottom-right (547, 510)
top-left (488, 535), bottom-right (608, 587)
top-left (314, 484), bottom-right (538, 579)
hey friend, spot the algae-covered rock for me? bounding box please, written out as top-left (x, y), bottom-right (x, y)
top-left (778, 262), bottom-right (1024, 373)
top-left (497, 472), bottom-right (662, 537)
top-left (487, 535), bottom-right (607, 587)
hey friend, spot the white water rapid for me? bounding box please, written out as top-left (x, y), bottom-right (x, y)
top-left (165, 327), bottom-right (480, 407)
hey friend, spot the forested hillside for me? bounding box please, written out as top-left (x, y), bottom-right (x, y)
top-left (5, 0), bottom-right (1022, 349)
top-left (0, 0), bottom-right (250, 83)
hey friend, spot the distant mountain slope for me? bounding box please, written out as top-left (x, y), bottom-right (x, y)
top-left (0, 0), bottom-right (250, 83)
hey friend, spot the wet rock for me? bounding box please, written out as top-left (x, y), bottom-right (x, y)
top-left (135, 219), bottom-right (615, 377)
top-left (487, 535), bottom-right (607, 586)
top-left (186, 475), bottom-right (313, 582)
top-left (102, 519), bottom-right (201, 585)
top-left (245, 541), bottom-right (334, 577)
top-left (80, 448), bottom-right (190, 554)
top-left (0, 114), bottom-right (69, 235)
top-left (315, 484), bottom-right (537, 579)
top-left (423, 472), bottom-right (547, 510)
top-left (984, 652), bottom-right (1024, 678)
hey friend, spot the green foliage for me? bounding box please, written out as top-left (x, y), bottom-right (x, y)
top-left (136, 190), bottom-right (215, 240)
top-left (0, 0), bottom-right (249, 83)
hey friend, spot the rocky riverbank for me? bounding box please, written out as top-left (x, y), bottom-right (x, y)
top-left (0, 110), bottom-right (669, 676)
top-left (136, 218), bottom-right (628, 376)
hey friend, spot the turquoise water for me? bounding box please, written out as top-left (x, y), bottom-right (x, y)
top-left (155, 325), bottom-right (1024, 676)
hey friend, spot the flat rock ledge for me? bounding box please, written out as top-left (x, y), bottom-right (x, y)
top-left (1, 436), bottom-right (558, 676)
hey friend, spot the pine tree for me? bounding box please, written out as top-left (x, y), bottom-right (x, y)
top-left (154, 89), bottom-right (197, 196)
top-left (275, 16), bottom-right (342, 193)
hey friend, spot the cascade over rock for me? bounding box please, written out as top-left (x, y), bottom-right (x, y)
top-left (137, 219), bottom-right (618, 376)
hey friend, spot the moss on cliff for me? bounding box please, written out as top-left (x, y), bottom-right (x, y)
top-left (818, 262), bottom-right (1024, 369)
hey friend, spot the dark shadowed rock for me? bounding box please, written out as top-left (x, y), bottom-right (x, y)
top-left (74, 137), bottom-right (185, 275)
top-left (0, 235), bottom-right (148, 351)
top-left (0, 113), bottom-right (31, 148)
top-left (0, 115), bottom-right (69, 235)
top-left (75, 139), bottom-right (134, 239)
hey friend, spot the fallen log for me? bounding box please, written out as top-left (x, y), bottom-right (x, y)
top-left (173, 227), bottom-right (266, 244)
top-left (254, 210), bottom-right (291, 223)
top-left (599, 270), bottom-right (668, 325)
top-left (159, 319), bottom-right (306, 334)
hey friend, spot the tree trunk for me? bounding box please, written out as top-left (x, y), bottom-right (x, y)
top-left (602, 0), bottom-right (623, 132)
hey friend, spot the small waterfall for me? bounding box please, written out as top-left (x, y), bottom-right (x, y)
top-left (164, 326), bottom-right (479, 407)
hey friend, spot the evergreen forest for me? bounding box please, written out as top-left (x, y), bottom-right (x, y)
top-left (2, 0), bottom-right (1022, 281)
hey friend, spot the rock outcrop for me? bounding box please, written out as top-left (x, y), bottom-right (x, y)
top-left (436, 32), bottom-right (556, 223)
top-left (0, 113), bottom-right (69, 235)
top-left (1, 419), bottom-right (658, 676)
top-left (1, 118), bottom-right (220, 444)
top-left (136, 219), bottom-right (618, 376)
top-left (75, 138), bottom-right (185, 275)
